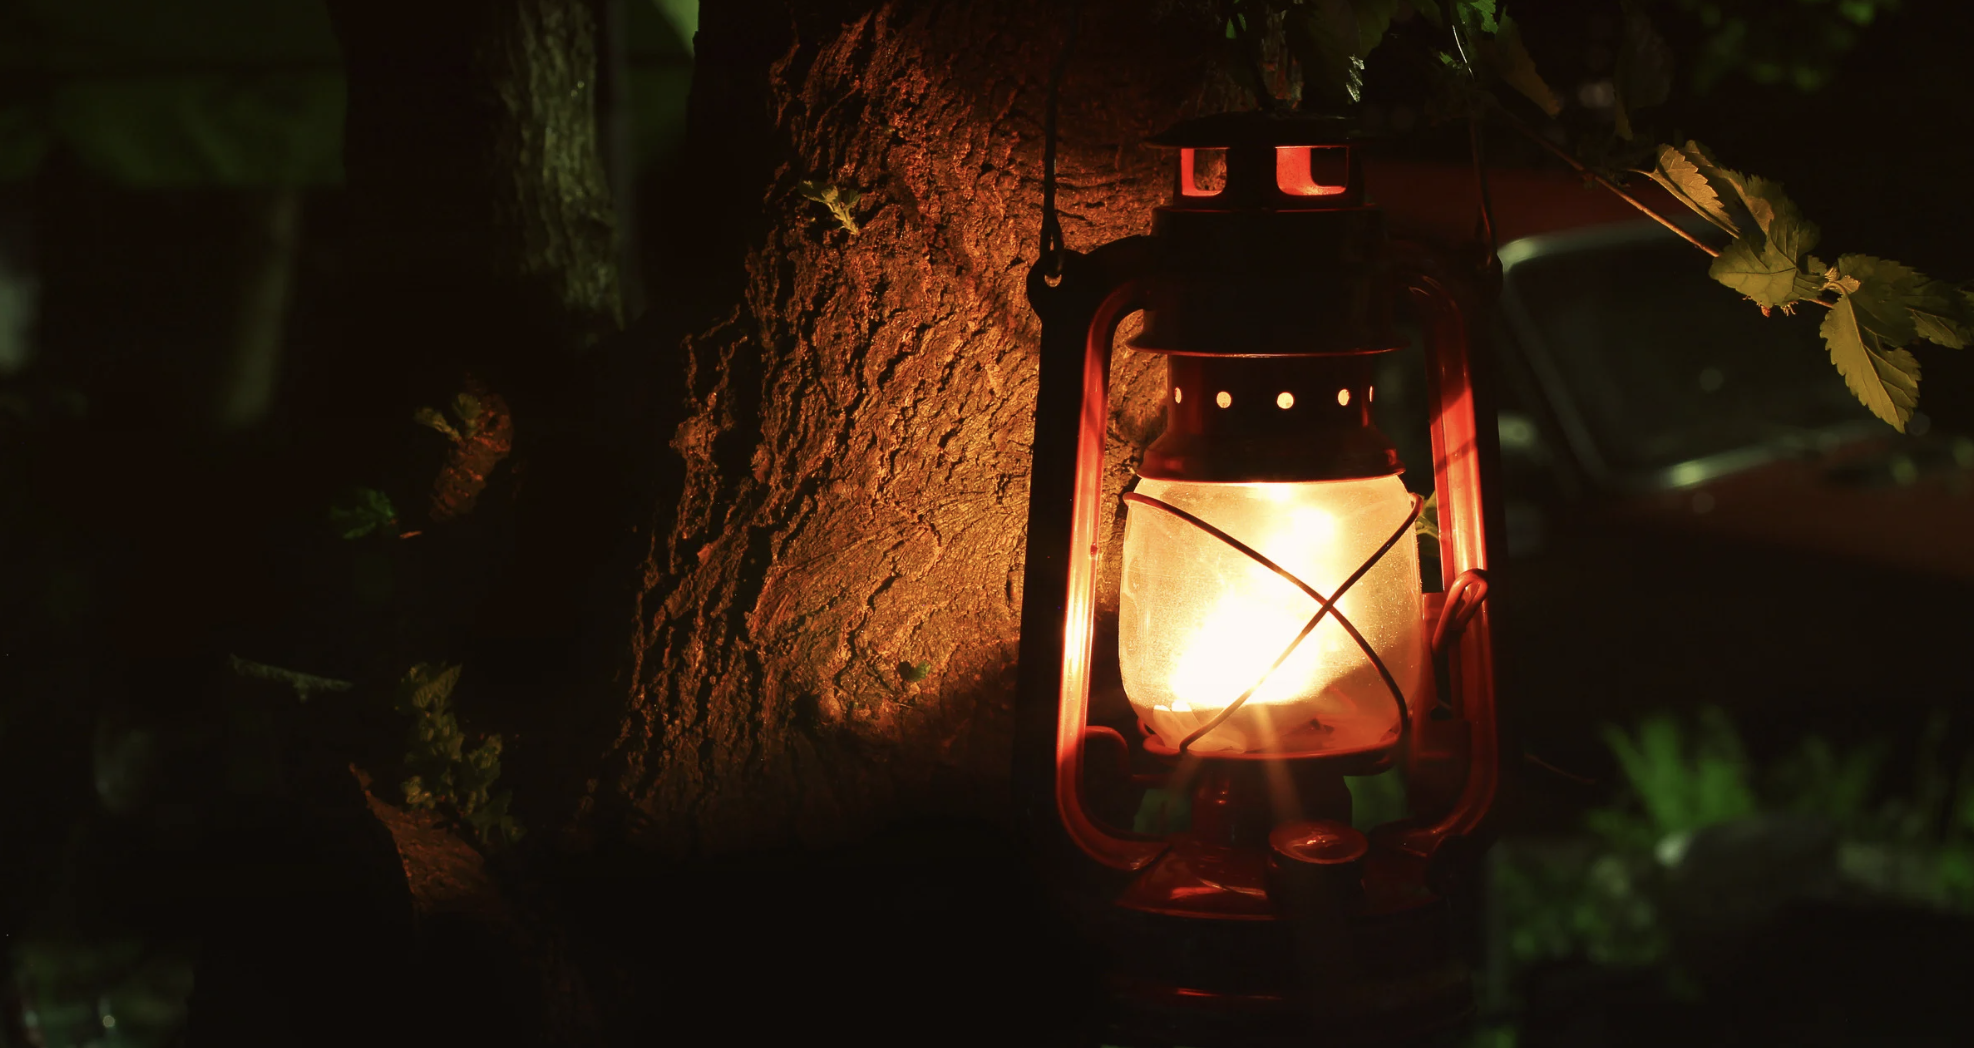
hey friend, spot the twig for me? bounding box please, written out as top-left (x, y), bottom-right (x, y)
top-left (230, 655), bottom-right (353, 702)
top-left (1488, 100), bottom-right (1719, 258)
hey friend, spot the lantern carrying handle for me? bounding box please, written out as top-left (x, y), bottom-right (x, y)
top-left (1382, 244), bottom-right (1501, 864)
top-left (1013, 238), bottom-right (1168, 874)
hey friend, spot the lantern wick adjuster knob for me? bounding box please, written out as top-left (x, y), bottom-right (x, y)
top-left (1430, 568), bottom-right (1489, 656)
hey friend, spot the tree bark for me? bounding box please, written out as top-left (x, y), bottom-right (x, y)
top-left (325, 0), bottom-right (620, 420)
top-left (573, 0), bottom-right (1233, 855)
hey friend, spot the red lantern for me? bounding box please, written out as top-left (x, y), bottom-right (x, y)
top-left (1016, 111), bottom-right (1499, 1044)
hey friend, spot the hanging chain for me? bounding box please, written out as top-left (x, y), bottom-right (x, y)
top-left (1037, 0), bottom-right (1085, 282)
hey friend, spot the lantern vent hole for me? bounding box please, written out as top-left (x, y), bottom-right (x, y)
top-left (1174, 387), bottom-right (1183, 404)
top-left (1276, 146), bottom-right (1348, 197)
top-left (1276, 391), bottom-right (1295, 409)
top-left (1369, 385), bottom-right (1375, 403)
top-left (1337, 388), bottom-right (1351, 406)
top-left (1181, 148), bottom-right (1228, 198)
top-left (1216, 391), bottom-right (1232, 409)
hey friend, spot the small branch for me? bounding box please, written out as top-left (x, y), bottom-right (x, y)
top-left (231, 655), bottom-right (354, 702)
top-left (1488, 100), bottom-right (1720, 259)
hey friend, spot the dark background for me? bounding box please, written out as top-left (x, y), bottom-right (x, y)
top-left (3, 1), bottom-right (1973, 1045)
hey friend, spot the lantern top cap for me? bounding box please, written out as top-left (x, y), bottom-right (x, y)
top-left (1146, 109), bottom-right (1367, 149)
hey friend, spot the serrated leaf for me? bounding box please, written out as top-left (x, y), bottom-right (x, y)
top-left (328, 486), bottom-right (398, 540)
top-left (1736, 177), bottom-right (1816, 258)
top-left (413, 406), bottom-right (462, 443)
top-left (1414, 491), bottom-right (1440, 544)
top-left (451, 392), bottom-right (483, 437)
top-left (794, 178), bottom-right (861, 235)
top-left (397, 662), bottom-right (462, 716)
top-left (1832, 254), bottom-right (1974, 352)
top-left (1822, 292), bottom-right (1921, 431)
top-left (1676, 141), bottom-right (1758, 232)
top-left (1489, 15), bottom-right (1561, 116)
top-left (1705, 170), bottom-right (1820, 310)
top-left (1643, 144), bottom-right (1738, 236)
top-left (1709, 230), bottom-right (1819, 310)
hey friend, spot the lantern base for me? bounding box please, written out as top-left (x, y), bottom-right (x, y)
top-left (1081, 754), bottom-right (1473, 1046)
top-left (1085, 896), bottom-right (1474, 1048)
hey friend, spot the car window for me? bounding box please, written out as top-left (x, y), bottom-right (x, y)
top-left (1503, 226), bottom-right (1870, 476)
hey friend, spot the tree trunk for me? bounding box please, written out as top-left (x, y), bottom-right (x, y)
top-left (572, 0), bottom-right (1232, 855)
top-left (324, 0), bottom-right (619, 423)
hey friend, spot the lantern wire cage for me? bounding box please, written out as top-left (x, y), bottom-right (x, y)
top-left (1120, 488), bottom-right (1424, 757)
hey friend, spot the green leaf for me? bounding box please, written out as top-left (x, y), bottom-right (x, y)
top-left (397, 662), bottom-right (462, 717)
top-left (413, 406), bottom-right (462, 443)
top-left (1821, 291), bottom-right (1921, 431)
top-left (1414, 491), bottom-right (1440, 544)
top-left (1489, 15), bottom-right (1561, 116)
top-left (1452, 0), bottom-right (1498, 34)
top-left (1909, 286), bottom-right (1974, 350)
top-left (1612, 1), bottom-right (1672, 140)
top-left (1709, 227), bottom-right (1819, 311)
top-left (1601, 709), bottom-right (1755, 837)
top-left (1830, 254), bottom-right (1974, 352)
top-left (1704, 171), bottom-right (1821, 311)
top-left (451, 392), bottom-right (483, 437)
top-left (1643, 144), bottom-right (1738, 236)
top-left (1677, 140), bottom-right (1759, 232)
top-left (898, 660), bottom-right (932, 683)
top-left (328, 486), bottom-right (398, 540)
top-left (794, 179), bottom-right (861, 235)
top-left (1737, 176), bottom-right (1813, 252)
top-left (1407, 0), bottom-right (1445, 29)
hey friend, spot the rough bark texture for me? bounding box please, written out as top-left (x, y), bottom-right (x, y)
top-left (581, 0), bottom-right (1234, 854)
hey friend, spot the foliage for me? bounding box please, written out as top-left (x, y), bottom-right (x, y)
top-left (1495, 707), bottom-right (1974, 985)
top-left (393, 663), bottom-right (522, 849)
top-left (327, 486), bottom-right (398, 540)
top-left (414, 391), bottom-right (488, 444)
top-left (415, 384), bottom-right (513, 524)
top-left (1414, 491), bottom-right (1440, 545)
top-left (1218, 4), bottom-right (1960, 433)
top-left (1672, 0), bottom-right (1902, 94)
top-left (1346, 767), bottom-right (1409, 830)
top-left (1643, 141), bottom-right (1971, 430)
top-left (795, 180), bottom-right (862, 236)
top-left (0, 0), bottom-right (344, 185)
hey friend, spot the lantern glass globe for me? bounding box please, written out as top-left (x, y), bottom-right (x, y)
top-left (1119, 475), bottom-right (1424, 755)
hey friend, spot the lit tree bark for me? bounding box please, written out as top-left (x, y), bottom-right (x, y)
top-left (567, 0), bottom-right (1231, 855)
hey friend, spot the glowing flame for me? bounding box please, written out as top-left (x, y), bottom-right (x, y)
top-left (1119, 478), bottom-right (1423, 755)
